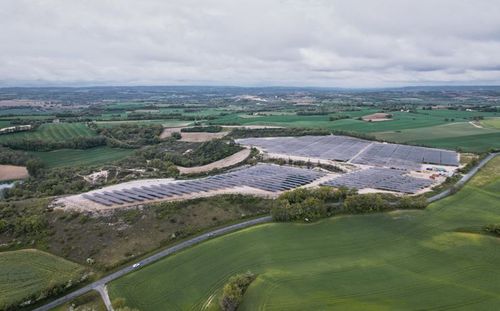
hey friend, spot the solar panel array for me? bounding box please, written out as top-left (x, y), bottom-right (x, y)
top-left (322, 168), bottom-right (433, 194)
top-left (237, 136), bottom-right (372, 161)
top-left (350, 143), bottom-right (459, 168)
top-left (237, 135), bottom-right (459, 167)
top-left (82, 164), bottom-right (326, 207)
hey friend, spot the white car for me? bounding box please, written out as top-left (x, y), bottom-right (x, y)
top-left (132, 263), bottom-right (141, 268)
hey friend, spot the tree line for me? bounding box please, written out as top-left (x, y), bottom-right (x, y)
top-left (271, 187), bottom-right (428, 222)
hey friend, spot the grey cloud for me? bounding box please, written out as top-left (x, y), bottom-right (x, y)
top-left (1, 0), bottom-right (500, 87)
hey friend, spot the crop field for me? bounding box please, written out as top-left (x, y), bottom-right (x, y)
top-left (0, 123), bottom-right (95, 144)
top-left (481, 117), bottom-right (500, 129)
top-left (109, 157), bottom-right (500, 310)
top-left (0, 249), bottom-right (86, 309)
top-left (29, 147), bottom-right (134, 168)
top-left (212, 109), bottom-right (499, 134)
top-left (375, 122), bottom-right (500, 152)
top-left (94, 119), bottom-right (191, 128)
top-left (0, 120), bottom-right (11, 128)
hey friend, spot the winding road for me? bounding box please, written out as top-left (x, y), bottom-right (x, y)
top-left (34, 153), bottom-right (498, 311)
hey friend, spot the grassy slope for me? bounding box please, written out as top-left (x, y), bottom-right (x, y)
top-left (29, 147), bottom-right (134, 168)
top-left (0, 123), bottom-right (95, 144)
top-left (0, 249), bottom-right (86, 309)
top-left (109, 157), bottom-right (500, 311)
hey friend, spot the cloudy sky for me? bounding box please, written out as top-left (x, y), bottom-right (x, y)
top-left (1, 0), bottom-right (500, 87)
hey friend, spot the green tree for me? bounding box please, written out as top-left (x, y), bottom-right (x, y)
top-left (171, 132), bottom-right (182, 140)
top-left (26, 158), bottom-right (45, 177)
top-left (220, 272), bottom-right (256, 311)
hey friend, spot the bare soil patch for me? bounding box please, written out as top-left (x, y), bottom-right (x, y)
top-left (178, 148), bottom-right (251, 174)
top-left (222, 125), bottom-right (284, 129)
top-left (362, 113), bottom-right (392, 122)
top-left (159, 127), bottom-right (182, 139)
top-left (0, 165), bottom-right (29, 181)
top-left (160, 127), bottom-right (228, 141)
top-left (180, 131), bottom-right (228, 142)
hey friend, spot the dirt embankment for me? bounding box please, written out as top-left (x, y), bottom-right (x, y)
top-left (178, 148), bottom-right (251, 174)
top-left (180, 131), bottom-right (229, 142)
top-left (160, 127), bottom-right (229, 142)
top-left (0, 165), bottom-right (29, 181)
top-left (362, 113), bottom-right (392, 122)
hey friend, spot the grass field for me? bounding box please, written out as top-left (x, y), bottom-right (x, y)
top-left (109, 157), bottom-right (500, 310)
top-left (212, 109), bottom-right (499, 134)
top-left (94, 120), bottom-right (191, 128)
top-left (29, 147), bottom-right (135, 168)
top-left (0, 120), bottom-right (11, 128)
top-left (0, 123), bottom-right (95, 144)
top-left (0, 249), bottom-right (86, 309)
top-left (481, 117), bottom-right (500, 129)
top-left (375, 122), bottom-right (500, 152)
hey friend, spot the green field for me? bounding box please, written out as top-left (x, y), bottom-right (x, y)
top-left (29, 147), bottom-right (135, 168)
top-left (481, 117), bottom-right (500, 129)
top-left (0, 123), bottom-right (95, 144)
top-left (0, 249), bottom-right (86, 309)
top-left (375, 122), bottom-right (500, 152)
top-left (94, 119), bottom-right (191, 128)
top-left (0, 120), bottom-right (10, 128)
top-left (109, 157), bottom-right (500, 310)
top-left (212, 109), bottom-right (499, 134)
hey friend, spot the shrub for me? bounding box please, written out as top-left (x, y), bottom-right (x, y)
top-left (483, 224), bottom-right (500, 237)
top-left (396, 196), bottom-right (428, 209)
top-left (26, 158), bottom-right (45, 177)
top-left (343, 193), bottom-right (389, 214)
top-left (171, 132), bottom-right (182, 140)
top-left (181, 125), bottom-right (222, 133)
top-left (220, 272), bottom-right (256, 311)
top-left (271, 187), bottom-right (349, 222)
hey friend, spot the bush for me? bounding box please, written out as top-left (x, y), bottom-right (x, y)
top-left (97, 124), bottom-right (163, 147)
top-left (220, 272), bottom-right (256, 311)
top-left (483, 224), bottom-right (500, 237)
top-left (181, 125), bottom-right (222, 133)
top-left (271, 187), bottom-right (351, 222)
top-left (164, 139), bottom-right (241, 167)
top-left (0, 147), bottom-right (33, 165)
top-left (343, 193), bottom-right (388, 213)
top-left (26, 158), bottom-right (45, 177)
top-left (396, 196), bottom-right (428, 209)
top-left (171, 132), bottom-right (182, 140)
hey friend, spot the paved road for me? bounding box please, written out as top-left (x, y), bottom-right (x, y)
top-left (33, 216), bottom-right (272, 311)
top-left (34, 153), bottom-right (498, 311)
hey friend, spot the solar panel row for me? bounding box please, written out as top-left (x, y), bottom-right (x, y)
top-left (322, 168), bottom-right (433, 194)
top-left (82, 164), bottom-right (326, 207)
